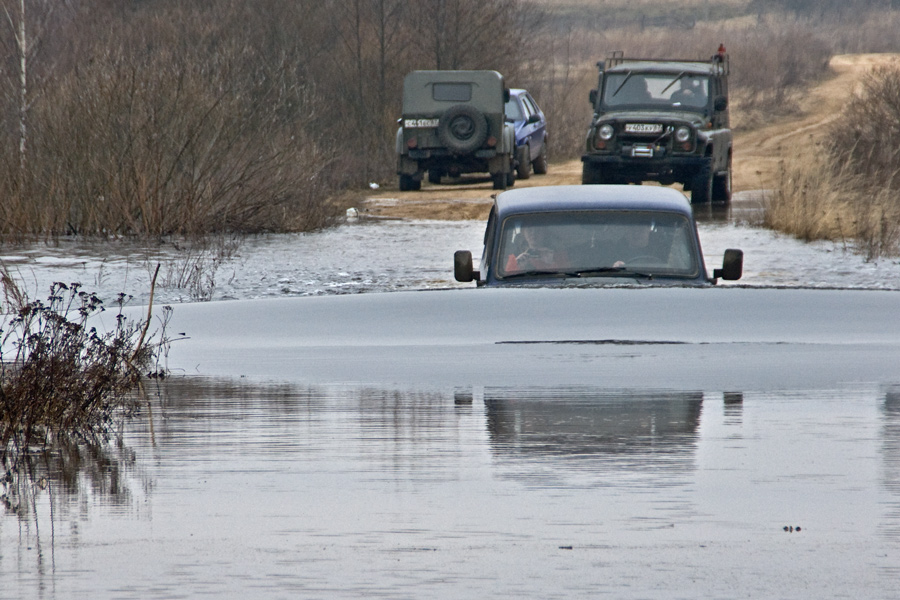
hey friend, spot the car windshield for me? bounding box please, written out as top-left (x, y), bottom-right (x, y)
top-left (496, 210), bottom-right (700, 279)
top-left (603, 72), bottom-right (709, 109)
top-left (504, 98), bottom-right (524, 121)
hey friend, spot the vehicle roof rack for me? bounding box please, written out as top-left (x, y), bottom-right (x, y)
top-left (600, 47), bottom-right (729, 76)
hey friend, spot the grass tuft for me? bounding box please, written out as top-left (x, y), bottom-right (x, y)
top-left (0, 270), bottom-right (169, 477)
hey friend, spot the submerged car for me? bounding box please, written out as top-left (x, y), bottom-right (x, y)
top-left (505, 88), bottom-right (549, 180)
top-left (454, 185), bottom-right (742, 287)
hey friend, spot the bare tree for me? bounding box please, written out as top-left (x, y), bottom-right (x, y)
top-left (0, 0), bottom-right (61, 190)
top-left (408, 0), bottom-right (523, 72)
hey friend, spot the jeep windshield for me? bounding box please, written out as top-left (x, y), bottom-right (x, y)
top-left (603, 72), bottom-right (708, 109)
top-left (496, 210), bottom-right (701, 281)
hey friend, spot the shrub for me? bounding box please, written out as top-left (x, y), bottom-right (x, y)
top-left (764, 63), bottom-right (900, 261)
top-left (0, 274), bottom-right (167, 474)
top-left (827, 64), bottom-right (900, 187)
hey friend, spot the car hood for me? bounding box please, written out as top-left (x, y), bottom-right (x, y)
top-left (596, 110), bottom-right (707, 126)
top-left (119, 286), bottom-right (900, 392)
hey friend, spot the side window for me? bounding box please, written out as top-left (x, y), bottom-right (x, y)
top-left (519, 97), bottom-right (533, 119)
top-left (524, 95), bottom-right (540, 116)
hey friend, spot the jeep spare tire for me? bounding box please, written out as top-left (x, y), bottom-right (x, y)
top-left (438, 105), bottom-right (488, 154)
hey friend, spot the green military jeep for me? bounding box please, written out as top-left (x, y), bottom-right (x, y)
top-left (581, 49), bottom-right (733, 204)
top-left (396, 70), bottom-right (516, 191)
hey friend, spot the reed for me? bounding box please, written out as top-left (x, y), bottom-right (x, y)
top-left (0, 269), bottom-right (169, 475)
top-left (764, 66), bottom-right (900, 263)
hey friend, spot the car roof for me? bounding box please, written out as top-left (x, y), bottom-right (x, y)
top-left (494, 185), bottom-right (694, 219)
top-left (606, 61), bottom-right (716, 76)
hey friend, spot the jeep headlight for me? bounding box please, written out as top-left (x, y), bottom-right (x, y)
top-left (674, 126), bottom-right (692, 143)
top-left (598, 124), bottom-right (615, 140)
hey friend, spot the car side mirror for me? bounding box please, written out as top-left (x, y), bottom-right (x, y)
top-left (454, 250), bottom-right (479, 282)
top-left (714, 96), bottom-right (728, 112)
top-left (713, 249), bottom-right (743, 281)
top-left (526, 114), bottom-right (541, 124)
top-left (589, 89), bottom-right (598, 106)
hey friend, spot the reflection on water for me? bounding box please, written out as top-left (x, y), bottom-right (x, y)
top-left (1, 436), bottom-right (150, 590)
top-left (486, 388), bottom-right (702, 486)
top-left (3, 379), bottom-right (900, 599)
top-left (1, 437), bottom-right (146, 529)
top-left (882, 387), bottom-right (900, 546)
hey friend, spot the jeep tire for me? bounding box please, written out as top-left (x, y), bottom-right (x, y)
top-left (582, 163), bottom-right (606, 185)
top-left (690, 159), bottom-right (713, 204)
top-left (399, 174), bottom-right (421, 191)
top-left (438, 105), bottom-right (489, 154)
top-left (532, 145), bottom-right (548, 175)
top-left (712, 154), bottom-right (732, 203)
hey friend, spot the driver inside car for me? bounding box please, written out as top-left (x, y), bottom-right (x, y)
top-left (505, 225), bottom-right (570, 272)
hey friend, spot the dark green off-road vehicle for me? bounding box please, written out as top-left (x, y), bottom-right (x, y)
top-left (396, 70), bottom-right (516, 191)
top-left (581, 49), bottom-right (732, 204)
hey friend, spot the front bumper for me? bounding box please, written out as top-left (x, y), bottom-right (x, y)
top-left (581, 153), bottom-right (707, 182)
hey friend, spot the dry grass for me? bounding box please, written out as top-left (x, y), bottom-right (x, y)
top-left (765, 62), bottom-right (900, 259)
top-left (1, 271), bottom-right (170, 475)
top-left (765, 144), bottom-right (900, 260)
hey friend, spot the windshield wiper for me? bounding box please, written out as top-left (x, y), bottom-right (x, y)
top-left (502, 270), bottom-right (570, 280)
top-left (660, 71), bottom-right (686, 95)
top-left (569, 267), bottom-right (655, 280)
top-left (611, 71), bottom-right (634, 98)
top-left (503, 267), bottom-right (656, 281)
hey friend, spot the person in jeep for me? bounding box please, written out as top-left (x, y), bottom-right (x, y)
top-left (582, 48), bottom-right (732, 204)
top-left (670, 77), bottom-right (707, 107)
top-left (396, 70), bottom-right (517, 191)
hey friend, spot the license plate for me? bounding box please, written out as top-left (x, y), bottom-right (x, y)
top-left (624, 123), bottom-right (663, 134)
top-left (404, 118), bottom-right (439, 128)
top-left (632, 144), bottom-right (654, 158)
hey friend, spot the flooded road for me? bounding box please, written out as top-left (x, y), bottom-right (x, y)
top-left (3, 191), bottom-right (900, 598)
top-left (2, 192), bottom-right (900, 306)
top-left (3, 380), bottom-right (899, 598)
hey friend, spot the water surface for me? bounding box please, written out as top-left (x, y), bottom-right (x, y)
top-left (2, 193), bottom-right (900, 306)
top-left (3, 381), bottom-right (899, 598)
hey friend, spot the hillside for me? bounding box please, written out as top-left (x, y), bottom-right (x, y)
top-left (363, 53), bottom-right (899, 221)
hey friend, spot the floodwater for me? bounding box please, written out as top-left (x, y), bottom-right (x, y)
top-left (3, 381), bottom-right (900, 598)
top-left (2, 192), bottom-right (900, 306)
top-left (3, 191), bottom-right (900, 598)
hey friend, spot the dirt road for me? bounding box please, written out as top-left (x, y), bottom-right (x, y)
top-left (363, 54), bottom-right (899, 221)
